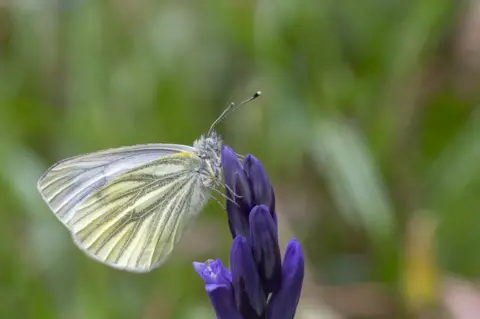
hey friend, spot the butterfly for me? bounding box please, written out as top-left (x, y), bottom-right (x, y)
top-left (37, 92), bottom-right (261, 273)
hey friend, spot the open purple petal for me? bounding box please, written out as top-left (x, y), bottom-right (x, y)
top-left (193, 259), bottom-right (231, 286)
top-left (193, 262), bottom-right (207, 277)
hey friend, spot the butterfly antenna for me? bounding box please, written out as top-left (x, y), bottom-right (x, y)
top-left (207, 91), bottom-right (261, 136)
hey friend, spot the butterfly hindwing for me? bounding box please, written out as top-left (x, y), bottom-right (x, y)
top-left (68, 151), bottom-right (210, 272)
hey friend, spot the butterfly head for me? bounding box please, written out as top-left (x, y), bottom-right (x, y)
top-left (193, 132), bottom-right (222, 188)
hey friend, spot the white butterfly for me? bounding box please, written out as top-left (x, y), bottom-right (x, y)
top-left (37, 92), bottom-right (261, 273)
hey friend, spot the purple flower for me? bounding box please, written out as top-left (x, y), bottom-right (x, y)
top-left (266, 240), bottom-right (304, 319)
top-left (230, 237), bottom-right (266, 318)
top-left (194, 146), bottom-right (304, 319)
top-left (222, 148), bottom-right (276, 238)
top-left (249, 205), bottom-right (282, 294)
top-left (193, 259), bottom-right (243, 319)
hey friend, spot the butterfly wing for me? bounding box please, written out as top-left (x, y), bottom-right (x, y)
top-left (68, 151), bottom-right (210, 272)
top-left (37, 144), bottom-right (196, 227)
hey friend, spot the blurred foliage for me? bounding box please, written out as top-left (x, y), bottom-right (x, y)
top-left (1, 0), bottom-right (479, 318)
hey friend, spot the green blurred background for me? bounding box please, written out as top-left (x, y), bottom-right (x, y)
top-left (1, 0), bottom-right (479, 318)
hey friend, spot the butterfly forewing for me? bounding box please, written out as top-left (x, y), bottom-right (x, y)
top-left (68, 151), bottom-right (209, 272)
top-left (37, 144), bottom-right (196, 226)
